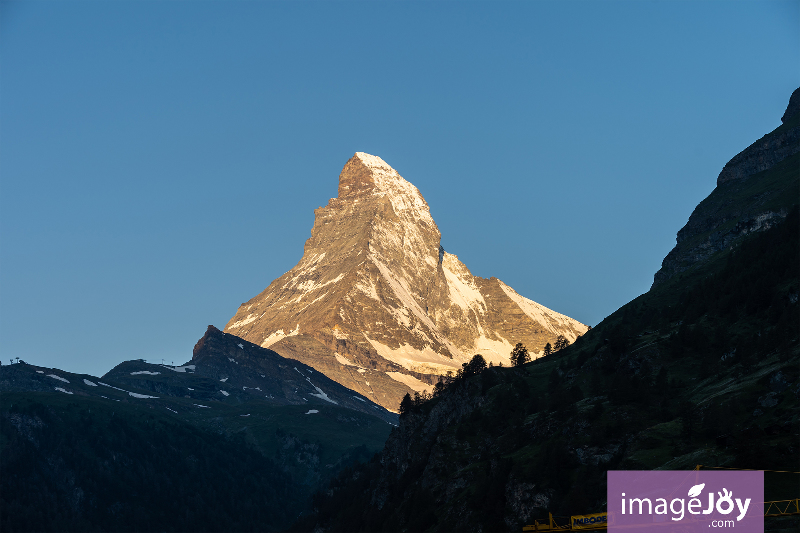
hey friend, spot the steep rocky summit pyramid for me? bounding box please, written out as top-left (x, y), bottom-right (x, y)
top-left (225, 152), bottom-right (587, 410)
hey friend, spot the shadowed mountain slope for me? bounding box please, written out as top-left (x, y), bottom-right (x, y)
top-left (294, 89), bottom-right (800, 533)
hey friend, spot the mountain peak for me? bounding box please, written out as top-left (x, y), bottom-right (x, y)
top-left (354, 151), bottom-right (393, 171)
top-left (781, 87), bottom-right (800, 124)
top-left (338, 152), bottom-right (427, 211)
top-left (226, 153), bottom-right (587, 410)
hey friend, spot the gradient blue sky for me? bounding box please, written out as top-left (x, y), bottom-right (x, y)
top-left (1, 1), bottom-right (798, 376)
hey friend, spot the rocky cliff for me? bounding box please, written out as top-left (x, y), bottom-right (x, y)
top-left (225, 153), bottom-right (587, 411)
top-left (653, 87), bottom-right (800, 287)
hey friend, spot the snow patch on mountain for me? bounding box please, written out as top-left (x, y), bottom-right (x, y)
top-left (498, 281), bottom-right (587, 342)
top-left (129, 392), bottom-right (158, 399)
top-left (442, 254), bottom-right (485, 312)
top-left (371, 256), bottom-right (463, 358)
top-left (261, 324), bottom-right (300, 348)
top-left (229, 314), bottom-right (258, 329)
top-left (296, 273), bottom-right (345, 293)
top-left (162, 364), bottom-right (196, 373)
top-left (385, 371), bottom-right (431, 393)
top-left (366, 336), bottom-right (461, 374)
top-left (305, 377), bottom-right (337, 404)
top-left (471, 333), bottom-right (516, 366)
top-left (334, 353), bottom-right (357, 366)
top-left (354, 152), bottom-right (434, 225)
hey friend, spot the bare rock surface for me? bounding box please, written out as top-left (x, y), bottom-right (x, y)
top-left (226, 152), bottom-right (587, 411)
top-left (653, 88), bottom-right (800, 287)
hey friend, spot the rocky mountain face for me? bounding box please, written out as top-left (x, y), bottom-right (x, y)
top-left (226, 152), bottom-right (587, 411)
top-left (653, 87), bottom-right (800, 287)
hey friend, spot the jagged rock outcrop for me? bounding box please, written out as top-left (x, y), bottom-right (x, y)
top-left (781, 87), bottom-right (800, 124)
top-left (653, 87), bottom-right (800, 287)
top-left (225, 152), bottom-right (587, 410)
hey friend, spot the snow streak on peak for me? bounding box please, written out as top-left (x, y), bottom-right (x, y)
top-left (343, 152), bottom-right (433, 225)
top-left (354, 152), bottom-right (393, 172)
top-left (498, 280), bottom-right (588, 343)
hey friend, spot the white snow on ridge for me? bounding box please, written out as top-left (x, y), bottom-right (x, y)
top-left (228, 314), bottom-right (258, 330)
top-left (130, 371), bottom-right (160, 376)
top-left (99, 382), bottom-right (127, 392)
top-left (220, 377), bottom-right (228, 382)
top-left (371, 256), bottom-right (463, 360)
top-left (193, 404), bottom-right (210, 408)
top-left (220, 390), bottom-right (229, 397)
top-left (83, 379), bottom-right (98, 387)
top-left (353, 152), bottom-right (433, 225)
top-left (47, 374), bottom-right (69, 383)
top-left (334, 353), bottom-right (357, 366)
top-left (305, 377), bottom-right (338, 404)
top-left (365, 336), bottom-right (461, 374)
top-left (305, 409), bottom-right (319, 415)
top-left (129, 392), bottom-right (158, 399)
top-left (54, 387), bottom-right (73, 394)
top-left (296, 273), bottom-right (345, 294)
top-left (355, 276), bottom-right (380, 301)
top-left (385, 372), bottom-right (430, 393)
top-left (442, 255), bottom-right (485, 313)
top-left (36, 370), bottom-right (44, 374)
top-left (99, 382), bottom-right (156, 398)
top-left (498, 281), bottom-right (588, 342)
top-left (471, 334), bottom-right (516, 366)
top-left (261, 323), bottom-right (300, 348)
top-left (162, 364), bottom-right (196, 373)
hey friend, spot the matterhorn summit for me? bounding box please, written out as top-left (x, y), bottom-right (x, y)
top-left (225, 152), bottom-right (587, 410)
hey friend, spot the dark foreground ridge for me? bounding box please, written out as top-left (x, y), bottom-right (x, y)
top-left (0, 328), bottom-right (396, 532)
top-left (293, 90), bottom-right (800, 533)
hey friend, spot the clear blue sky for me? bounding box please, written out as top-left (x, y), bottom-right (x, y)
top-left (1, 1), bottom-right (798, 376)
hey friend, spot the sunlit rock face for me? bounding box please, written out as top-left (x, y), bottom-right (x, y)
top-left (225, 152), bottom-right (587, 410)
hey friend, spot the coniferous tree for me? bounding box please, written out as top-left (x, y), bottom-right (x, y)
top-left (542, 343), bottom-right (552, 357)
top-left (399, 393), bottom-right (413, 415)
top-left (464, 354), bottom-right (488, 375)
top-left (510, 343), bottom-right (530, 366)
top-left (553, 335), bottom-right (570, 352)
